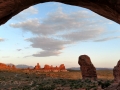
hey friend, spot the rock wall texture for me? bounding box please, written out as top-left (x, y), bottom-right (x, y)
top-left (78, 55), bottom-right (97, 80)
top-left (113, 60), bottom-right (120, 83)
top-left (0, 0), bottom-right (120, 25)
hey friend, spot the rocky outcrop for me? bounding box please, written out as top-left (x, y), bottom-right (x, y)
top-left (59, 64), bottom-right (65, 70)
top-left (44, 64), bottom-right (51, 70)
top-left (43, 64), bottom-right (67, 72)
top-left (0, 63), bottom-right (8, 70)
top-left (78, 55), bottom-right (97, 80)
top-left (11, 65), bottom-right (16, 69)
top-left (113, 60), bottom-right (120, 83)
top-left (34, 63), bottom-right (41, 70)
top-left (0, 63), bottom-right (16, 70)
top-left (33, 63), bottom-right (67, 72)
top-left (0, 0), bottom-right (120, 25)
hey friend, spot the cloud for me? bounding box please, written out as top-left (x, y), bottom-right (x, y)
top-left (22, 6), bottom-right (38, 14)
top-left (62, 29), bottom-right (104, 42)
top-left (0, 38), bottom-right (4, 42)
top-left (94, 36), bottom-right (120, 42)
top-left (17, 49), bottom-right (22, 51)
top-left (2, 56), bottom-right (10, 58)
top-left (23, 55), bottom-right (31, 58)
top-left (24, 47), bottom-right (30, 49)
top-left (33, 51), bottom-right (61, 57)
top-left (10, 9), bottom-right (106, 35)
top-left (10, 7), bottom-right (112, 57)
top-left (26, 36), bottom-right (70, 57)
top-left (12, 6), bottom-right (38, 21)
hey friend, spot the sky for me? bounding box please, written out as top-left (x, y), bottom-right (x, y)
top-left (0, 2), bottom-right (120, 68)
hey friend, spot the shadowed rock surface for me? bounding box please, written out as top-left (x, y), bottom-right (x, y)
top-left (105, 83), bottom-right (120, 90)
top-left (0, 0), bottom-right (120, 25)
top-left (78, 55), bottom-right (97, 80)
top-left (113, 60), bottom-right (120, 83)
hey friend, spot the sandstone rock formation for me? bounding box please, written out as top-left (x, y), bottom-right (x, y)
top-left (0, 63), bottom-right (16, 70)
top-left (44, 64), bottom-right (51, 70)
top-left (0, 63), bottom-right (8, 70)
top-left (33, 63), bottom-right (67, 72)
top-left (59, 64), bottom-right (65, 70)
top-left (113, 60), bottom-right (120, 82)
top-left (78, 55), bottom-right (97, 80)
top-left (0, 0), bottom-right (120, 25)
top-left (34, 63), bottom-right (41, 70)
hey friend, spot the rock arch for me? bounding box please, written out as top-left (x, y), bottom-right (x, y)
top-left (0, 0), bottom-right (120, 25)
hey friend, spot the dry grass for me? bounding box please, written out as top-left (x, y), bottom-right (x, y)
top-left (37, 70), bottom-right (113, 80)
top-left (97, 70), bottom-right (113, 80)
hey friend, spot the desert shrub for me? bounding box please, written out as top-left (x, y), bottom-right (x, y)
top-left (98, 80), bottom-right (111, 89)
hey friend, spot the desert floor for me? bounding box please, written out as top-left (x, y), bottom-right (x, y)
top-left (0, 70), bottom-right (113, 90)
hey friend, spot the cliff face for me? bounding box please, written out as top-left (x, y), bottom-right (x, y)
top-left (0, 0), bottom-right (120, 25)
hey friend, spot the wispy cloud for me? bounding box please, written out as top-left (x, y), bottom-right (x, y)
top-left (17, 49), bottom-right (22, 51)
top-left (2, 56), bottom-right (10, 58)
top-left (94, 36), bottom-right (120, 42)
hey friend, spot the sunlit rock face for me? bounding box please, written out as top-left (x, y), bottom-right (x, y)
top-left (34, 63), bottom-right (41, 70)
top-left (0, 63), bottom-right (8, 70)
top-left (43, 64), bottom-right (67, 72)
top-left (78, 55), bottom-right (97, 80)
top-left (33, 63), bottom-right (67, 72)
top-left (59, 64), bottom-right (65, 70)
top-left (0, 63), bottom-right (16, 70)
top-left (113, 60), bottom-right (120, 83)
top-left (0, 0), bottom-right (120, 25)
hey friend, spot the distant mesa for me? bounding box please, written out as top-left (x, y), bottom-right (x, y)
top-left (16, 64), bottom-right (33, 69)
top-left (78, 55), bottom-right (97, 80)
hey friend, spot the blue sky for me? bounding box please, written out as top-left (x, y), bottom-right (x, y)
top-left (0, 2), bottom-right (120, 68)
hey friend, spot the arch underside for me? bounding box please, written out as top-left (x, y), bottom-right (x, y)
top-left (0, 0), bottom-right (120, 25)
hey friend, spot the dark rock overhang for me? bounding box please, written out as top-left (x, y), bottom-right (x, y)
top-left (0, 0), bottom-right (120, 25)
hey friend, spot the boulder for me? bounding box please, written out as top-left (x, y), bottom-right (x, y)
top-left (113, 60), bottom-right (120, 82)
top-left (78, 55), bottom-right (97, 80)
